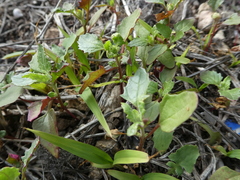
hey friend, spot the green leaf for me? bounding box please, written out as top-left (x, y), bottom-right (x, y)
top-left (159, 91), bottom-right (198, 132)
top-left (158, 80), bottom-right (174, 97)
top-left (209, 166), bottom-right (240, 180)
top-left (121, 68), bottom-right (150, 106)
top-left (21, 138), bottom-right (40, 179)
top-left (156, 23), bottom-right (172, 39)
top-left (175, 57), bottom-right (190, 64)
top-left (12, 72), bottom-right (36, 86)
top-left (219, 88), bottom-right (240, 100)
top-left (144, 0), bottom-right (165, 6)
top-left (128, 37), bottom-right (149, 47)
top-left (168, 145), bottom-right (199, 174)
top-left (153, 128), bottom-right (173, 152)
top-left (159, 66), bottom-right (177, 82)
top-left (143, 101), bottom-right (160, 122)
top-left (127, 122), bottom-right (142, 136)
top-left (174, 19), bottom-right (194, 32)
top-left (223, 13), bottom-right (240, 25)
top-left (32, 108), bottom-right (59, 158)
top-left (167, 162), bottom-right (183, 176)
top-left (27, 128), bottom-right (114, 167)
top-left (208, 0), bottom-right (224, 11)
top-left (227, 149), bottom-right (240, 160)
top-left (29, 44), bottom-right (51, 74)
top-left (0, 167), bottom-right (20, 180)
top-left (0, 130), bottom-right (6, 138)
top-left (62, 33), bottom-right (77, 51)
top-left (143, 173), bottom-right (178, 180)
top-left (175, 76), bottom-right (197, 88)
top-left (0, 85), bottom-right (23, 107)
top-left (121, 103), bottom-right (141, 123)
top-left (147, 44), bottom-right (168, 64)
top-left (78, 33), bottom-right (104, 53)
top-left (2, 50), bottom-right (35, 60)
top-left (219, 76), bottom-right (231, 91)
top-left (23, 73), bottom-right (51, 83)
top-left (113, 150), bottom-right (149, 165)
top-left (198, 123), bottom-right (221, 145)
top-left (171, 31), bottom-right (184, 42)
top-left (200, 71), bottom-right (223, 85)
top-left (157, 49), bottom-right (175, 68)
top-left (147, 81), bottom-right (158, 94)
top-left (117, 9), bottom-right (141, 41)
top-left (108, 170), bottom-right (141, 180)
top-left (89, 6), bottom-right (107, 27)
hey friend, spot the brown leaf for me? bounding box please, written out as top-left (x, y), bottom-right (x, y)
top-left (78, 0), bottom-right (92, 11)
top-left (155, 10), bottom-right (174, 21)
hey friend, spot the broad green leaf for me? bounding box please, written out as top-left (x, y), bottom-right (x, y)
top-left (159, 66), bottom-right (177, 82)
top-left (168, 145), bottom-right (199, 174)
top-left (200, 71), bottom-right (223, 85)
top-left (157, 49), bottom-right (175, 68)
top-left (89, 6), bottom-right (107, 27)
top-left (32, 108), bottom-right (59, 158)
top-left (0, 130), bottom-right (6, 138)
top-left (147, 44), bottom-right (168, 64)
top-left (167, 162), bottom-right (183, 176)
top-left (0, 167), bottom-right (20, 180)
top-left (174, 19), bottom-right (194, 32)
top-left (223, 13), bottom-right (240, 25)
top-left (137, 46), bottom-right (149, 63)
top-left (113, 150), bottom-right (149, 165)
top-left (143, 173), bottom-right (178, 180)
top-left (208, 0), bottom-right (224, 11)
top-left (209, 166), bottom-right (240, 180)
top-left (78, 33), bottom-right (104, 53)
top-left (29, 44), bottom-right (51, 74)
top-left (145, 0), bottom-right (165, 6)
top-left (27, 128), bottom-right (114, 167)
top-left (30, 83), bottom-right (51, 94)
top-left (107, 170), bottom-right (141, 180)
top-left (159, 91), bottom-right (198, 132)
top-left (147, 81), bottom-right (158, 94)
top-left (135, 21), bottom-right (151, 38)
top-left (12, 72), bottom-right (36, 86)
top-left (156, 23), bottom-right (172, 39)
top-left (117, 9), bottom-right (141, 41)
top-left (153, 128), bottom-right (173, 152)
top-left (21, 138), bottom-right (40, 179)
top-left (171, 31), bottom-right (184, 42)
top-left (62, 33), bottom-right (77, 51)
top-left (227, 149), bottom-right (240, 160)
top-left (219, 76), bottom-right (231, 91)
top-left (175, 57), bottom-right (190, 64)
top-left (121, 68), bottom-right (150, 106)
top-left (219, 88), bottom-right (240, 100)
top-left (128, 37), bottom-right (149, 47)
top-left (0, 85), bottom-right (23, 107)
top-left (143, 101), bottom-right (160, 122)
top-left (127, 122), bottom-right (141, 136)
top-left (175, 76), bottom-right (197, 88)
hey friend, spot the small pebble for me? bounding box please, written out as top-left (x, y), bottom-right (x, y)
top-left (13, 8), bottom-right (23, 18)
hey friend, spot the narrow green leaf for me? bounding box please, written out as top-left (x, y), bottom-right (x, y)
top-left (2, 50), bottom-right (35, 60)
top-left (212, 145), bottom-right (227, 155)
top-left (32, 108), bottom-right (59, 158)
top-left (159, 91), bottom-right (198, 132)
top-left (117, 9), bottom-right (141, 41)
top-left (200, 71), bottom-right (223, 85)
top-left (198, 123), bottom-right (221, 145)
top-left (121, 68), bottom-right (150, 106)
top-left (12, 72), bottom-right (36, 86)
top-left (113, 150), bottom-right (149, 165)
top-left (208, 0), bottom-right (224, 11)
top-left (23, 73), bottom-right (51, 83)
top-left (29, 44), bottom-right (51, 74)
top-left (143, 173), bottom-right (178, 180)
top-left (175, 76), bottom-right (197, 88)
top-left (27, 128), bottom-right (114, 166)
top-left (0, 85), bottom-right (23, 107)
top-left (219, 88), bottom-right (240, 100)
top-left (144, 0), bottom-right (165, 6)
top-left (62, 33), bottom-right (77, 51)
top-left (78, 33), bottom-right (104, 53)
top-left (175, 57), bottom-right (190, 64)
top-left (0, 167), bottom-right (20, 180)
top-left (227, 149), bottom-right (240, 160)
top-left (153, 128), bottom-right (173, 152)
top-left (89, 6), bottom-right (107, 27)
top-left (108, 170), bottom-right (141, 180)
top-left (128, 37), bottom-right (149, 47)
top-left (168, 145), bottom-right (199, 174)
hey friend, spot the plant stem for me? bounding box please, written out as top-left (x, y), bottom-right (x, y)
top-left (138, 126), bottom-right (146, 151)
top-left (145, 124), bottom-right (160, 139)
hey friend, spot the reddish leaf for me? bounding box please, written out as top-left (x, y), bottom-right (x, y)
top-left (78, 0), bottom-right (92, 11)
top-left (16, 54), bottom-right (32, 66)
top-left (27, 97), bottom-right (52, 122)
top-left (155, 10), bottom-right (174, 21)
top-left (79, 66), bottom-right (114, 94)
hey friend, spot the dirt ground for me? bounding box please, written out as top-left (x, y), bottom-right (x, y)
top-left (0, 0), bottom-right (240, 179)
